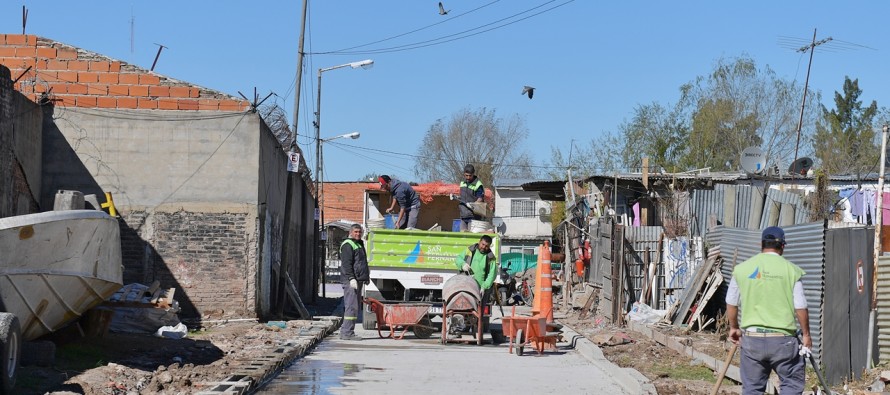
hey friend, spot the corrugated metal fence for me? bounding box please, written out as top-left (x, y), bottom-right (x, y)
top-left (878, 255), bottom-right (890, 362)
top-left (691, 185), bottom-right (810, 237)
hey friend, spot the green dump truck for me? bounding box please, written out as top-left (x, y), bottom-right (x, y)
top-left (362, 228), bottom-right (500, 330)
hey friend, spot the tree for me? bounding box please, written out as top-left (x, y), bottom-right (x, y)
top-left (813, 77), bottom-right (879, 177)
top-left (617, 101), bottom-right (690, 171)
top-left (547, 132), bottom-right (622, 180)
top-left (414, 107), bottom-right (535, 183)
top-left (682, 56), bottom-right (815, 171)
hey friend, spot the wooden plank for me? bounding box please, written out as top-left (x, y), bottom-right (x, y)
top-left (670, 255), bottom-right (716, 325)
top-left (686, 271), bottom-right (723, 327)
top-left (284, 272), bottom-right (312, 319)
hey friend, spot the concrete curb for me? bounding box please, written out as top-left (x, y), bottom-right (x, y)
top-left (197, 316), bottom-right (342, 395)
top-left (559, 321), bottom-right (657, 395)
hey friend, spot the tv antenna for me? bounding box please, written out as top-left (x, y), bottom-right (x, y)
top-left (778, 30), bottom-right (876, 168)
top-left (150, 43), bottom-right (167, 72)
top-left (130, 9), bottom-right (135, 54)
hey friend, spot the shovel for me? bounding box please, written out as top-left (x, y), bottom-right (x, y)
top-left (709, 342), bottom-right (738, 395)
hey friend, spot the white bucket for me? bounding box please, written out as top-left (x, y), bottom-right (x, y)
top-left (469, 220), bottom-right (493, 233)
top-left (367, 218), bottom-right (386, 229)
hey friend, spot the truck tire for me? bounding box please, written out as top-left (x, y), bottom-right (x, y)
top-left (362, 308), bottom-right (377, 331)
top-left (0, 313), bottom-right (21, 394)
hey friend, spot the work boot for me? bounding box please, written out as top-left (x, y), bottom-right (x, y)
top-left (340, 333), bottom-right (362, 341)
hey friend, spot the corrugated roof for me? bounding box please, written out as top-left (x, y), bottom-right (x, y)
top-left (520, 180), bottom-right (566, 201)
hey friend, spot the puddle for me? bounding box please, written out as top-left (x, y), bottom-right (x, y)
top-left (257, 343), bottom-right (365, 394)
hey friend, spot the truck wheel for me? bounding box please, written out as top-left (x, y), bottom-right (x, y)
top-left (362, 308), bottom-right (377, 331)
top-left (0, 313), bottom-right (21, 394)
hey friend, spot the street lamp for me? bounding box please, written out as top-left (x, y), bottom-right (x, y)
top-left (314, 59), bottom-right (373, 297)
top-left (315, 131), bottom-right (361, 297)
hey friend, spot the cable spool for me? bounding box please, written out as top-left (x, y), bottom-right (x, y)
top-left (367, 217), bottom-right (386, 229)
top-left (469, 220), bottom-right (493, 233)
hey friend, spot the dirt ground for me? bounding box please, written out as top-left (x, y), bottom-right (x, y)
top-left (15, 297), bottom-right (340, 395)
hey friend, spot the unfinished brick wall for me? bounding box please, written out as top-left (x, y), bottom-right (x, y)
top-left (118, 209), bottom-right (253, 319)
top-left (323, 182), bottom-right (372, 224)
top-left (0, 34), bottom-right (248, 111)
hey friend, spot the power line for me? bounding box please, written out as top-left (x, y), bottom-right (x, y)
top-left (310, 1), bottom-right (573, 56)
top-left (319, 0), bottom-right (501, 54)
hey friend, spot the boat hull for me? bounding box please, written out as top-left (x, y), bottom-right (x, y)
top-left (0, 210), bottom-right (123, 341)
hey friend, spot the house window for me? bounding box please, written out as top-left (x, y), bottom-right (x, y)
top-left (510, 199), bottom-right (535, 218)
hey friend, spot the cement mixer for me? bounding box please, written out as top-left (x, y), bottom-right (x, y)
top-left (440, 273), bottom-right (487, 345)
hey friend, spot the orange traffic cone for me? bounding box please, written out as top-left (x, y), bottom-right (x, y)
top-left (540, 240), bottom-right (553, 323)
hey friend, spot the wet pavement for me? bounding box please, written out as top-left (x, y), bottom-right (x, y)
top-left (256, 305), bottom-right (634, 395)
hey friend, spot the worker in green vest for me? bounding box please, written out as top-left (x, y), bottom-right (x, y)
top-left (339, 224), bottom-right (369, 341)
top-left (456, 235), bottom-right (498, 305)
top-left (726, 226), bottom-right (810, 394)
top-left (458, 164), bottom-right (485, 232)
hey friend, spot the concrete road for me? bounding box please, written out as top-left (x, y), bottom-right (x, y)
top-left (259, 310), bottom-right (646, 394)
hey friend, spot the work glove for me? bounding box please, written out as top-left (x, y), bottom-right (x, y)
top-left (462, 263), bottom-right (472, 273)
top-left (349, 279), bottom-right (358, 290)
top-left (798, 345), bottom-right (812, 358)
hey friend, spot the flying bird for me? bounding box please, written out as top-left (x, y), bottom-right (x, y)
top-left (438, 2), bottom-right (450, 15)
top-left (521, 86), bottom-right (535, 99)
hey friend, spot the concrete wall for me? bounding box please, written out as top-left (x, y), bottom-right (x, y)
top-left (37, 106), bottom-right (271, 319)
top-left (493, 187), bottom-right (552, 238)
top-left (40, 108), bottom-right (260, 208)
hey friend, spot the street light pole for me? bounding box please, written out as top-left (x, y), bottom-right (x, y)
top-left (314, 59), bottom-right (373, 298)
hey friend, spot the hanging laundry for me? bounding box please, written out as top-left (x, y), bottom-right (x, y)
top-left (841, 199), bottom-right (856, 223)
top-left (850, 190), bottom-right (864, 222)
top-left (883, 193), bottom-right (890, 226)
top-left (864, 190), bottom-right (876, 225)
top-left (632, 202), bottom-right (641, 227)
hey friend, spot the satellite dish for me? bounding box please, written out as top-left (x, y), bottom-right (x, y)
top-left (788, 157), bottom-right (814, 176)
top-left (740, 146), bottom-right (766, 174)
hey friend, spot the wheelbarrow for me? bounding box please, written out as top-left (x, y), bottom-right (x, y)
top-left (363, 297), bottom-right (436, 340)
top-left (501, 306), bottom-right (558, 356)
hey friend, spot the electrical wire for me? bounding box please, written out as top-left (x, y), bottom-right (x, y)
top-left (320, 0), bottom-right (501, 54)
top-left (310, 0), bottom-right (573, 56)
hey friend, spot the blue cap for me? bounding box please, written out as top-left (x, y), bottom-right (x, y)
top-left (762, 226), bottom-right (785, 243)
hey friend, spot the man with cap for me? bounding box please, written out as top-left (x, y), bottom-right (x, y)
top-left (458, 164), bottom-right (485, 232)
top-left (725, 226), bottom-right (810, 395)
top-left (379, 175), bottom-right (421, 229)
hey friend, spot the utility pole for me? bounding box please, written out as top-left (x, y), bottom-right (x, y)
top-left (276, 0), bottom-right (311, 319)
top-left (792, 28), bottom-right (832, 168)
top-left (867, 124), bottom-right (890, 367)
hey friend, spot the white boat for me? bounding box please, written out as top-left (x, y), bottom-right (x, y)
top-left (0, 209), bottom-right (123, 342)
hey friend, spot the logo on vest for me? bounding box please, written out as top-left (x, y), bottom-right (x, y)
top-left (748, 267), bottom-right (761, 279)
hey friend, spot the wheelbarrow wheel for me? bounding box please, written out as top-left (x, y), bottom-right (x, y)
top-left (413, 316), bottom-right (434, 339)
top-left (514, 329), bottom-right (524, 356)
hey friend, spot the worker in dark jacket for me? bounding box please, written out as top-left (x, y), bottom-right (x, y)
top-left (379, 175), bottom-right (421, 229)
top-left (458, 164), bottom-right (485, 231)
top-left (340, 224), bottom-right (370, 341)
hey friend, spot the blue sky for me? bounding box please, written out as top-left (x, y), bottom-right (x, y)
top-left (3, 1), bottom-right (888, 182)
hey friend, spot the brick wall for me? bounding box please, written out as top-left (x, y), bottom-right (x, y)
top-left (0, 65), bottom-right (12, 217)
top-left (119, 209), bottom-right (254, 319)
top-left (323, 182), bottom-right (372, 224)
top-left (0, 34), bottom-right (248, 111)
